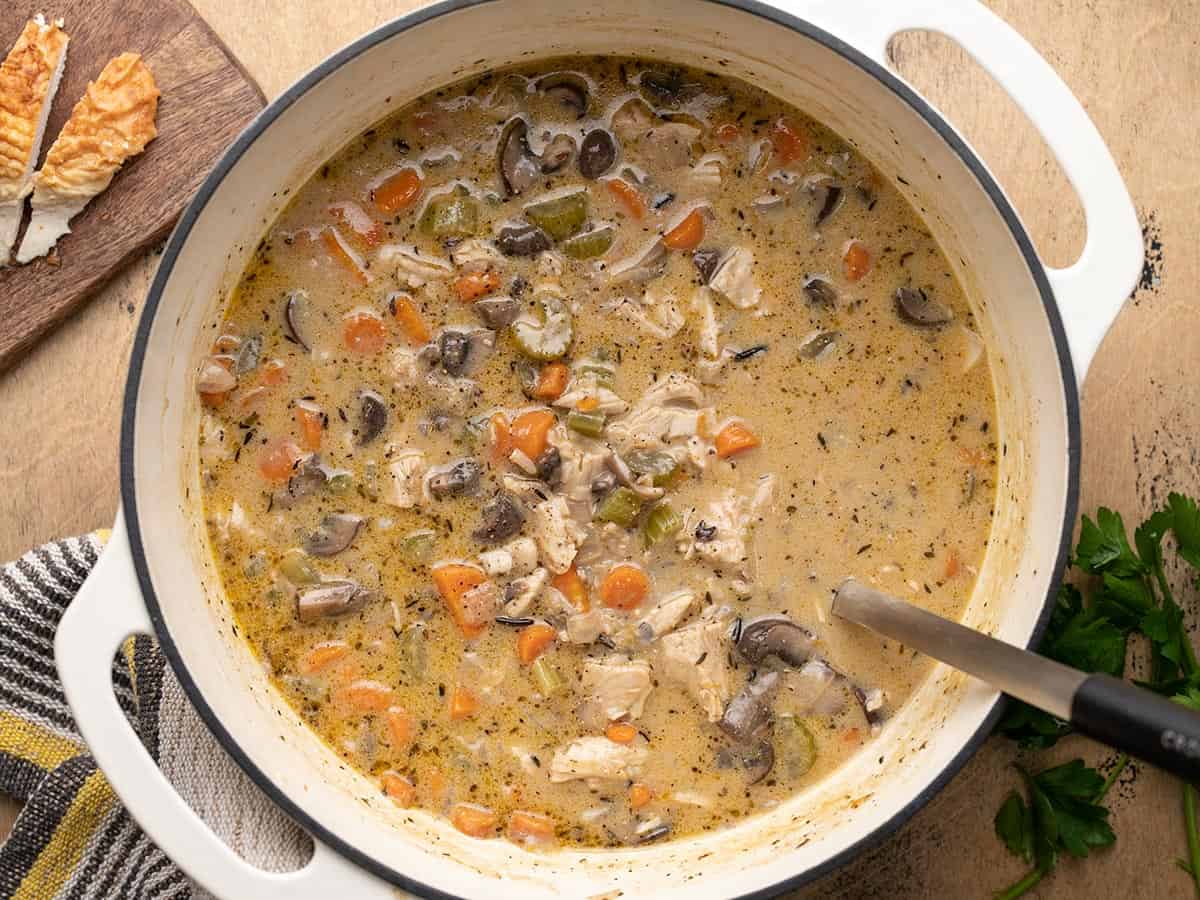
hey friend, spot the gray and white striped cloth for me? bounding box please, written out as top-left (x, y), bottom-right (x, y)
top-left (0, 534), bottom-right (309, 899)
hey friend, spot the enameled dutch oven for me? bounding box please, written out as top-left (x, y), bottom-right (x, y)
top-left (55, 1), bottom-right (1142, 897)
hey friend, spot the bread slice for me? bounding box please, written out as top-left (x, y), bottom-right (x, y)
top-left (0, 15), bottom-right (70, 264)
top-left (16, 52), bottom-right (158, 264)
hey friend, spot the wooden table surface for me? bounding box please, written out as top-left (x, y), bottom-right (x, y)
top-left (2, 1), bottom-right (1196, 895)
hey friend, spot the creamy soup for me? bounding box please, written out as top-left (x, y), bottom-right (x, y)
top-left (195, 57), bottom-right (996, 850)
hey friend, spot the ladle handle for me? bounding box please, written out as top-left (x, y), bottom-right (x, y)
top-left (834, 579), bottom-right (1200, 782)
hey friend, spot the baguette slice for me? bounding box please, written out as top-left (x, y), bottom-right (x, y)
top-left (0, 15), bottom-right (70, 264)
top-left (16, 52), bottom-right (158, 264)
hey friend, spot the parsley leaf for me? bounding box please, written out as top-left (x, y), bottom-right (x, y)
top-left (1168, 493), bottom-right (1200, 572)
top-left (995, 790), bottom-right (1034, 863)
top-left (1075, 508), bottom-right (1145, 577)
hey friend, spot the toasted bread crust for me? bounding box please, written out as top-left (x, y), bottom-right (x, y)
top-left (0, 18), bottom-right (70, 189)
top-left (35, 52), bottom-right (158, 199)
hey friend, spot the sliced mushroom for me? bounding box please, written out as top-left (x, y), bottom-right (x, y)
top-left (692, 247), bottom-right (722, 283)
top-left (496, 223), bottom-right (552, 257)
top-left (799, 330), bottom-right (840, 360)
top-left (427, 458), bottom-right (482, 499)
top-left (716, 738), bottom-right (775, 785)
top-left (296, 580), bottom-right (369, 623)
top-left (578, 129), bottom-right (618, 179)
top-left (235, 335), bottom-right (262, 374)
top-left (473, 295), bottom-right (521, 328)
top-left (284, 290), bottom-right (312, 351)
top-left (637, 69), bottom-right (698, 106)
top-left (895, 286), bottom-right (953, 326)
top-left (540, 133), bottom-right (576, 173)
top-left (802, 276), bottom-right (838, 309)
top-left (498, 117), bottom-right (541, 197)
top-left (472, 492), bottom-right (525, 544)
top-left (534, 446), bottom-right (562, 483)
top-left (813, 183), bottom-right (844, 226)
top-left (305, 513), bottom-right (364, 557)
top-left (609, 238), bottom-right (667, 284)
top-left (853, 684), bottom-right (887, 731)
top-left (439, 331), bottom-right (470, 376)
top-left (197, 357), bottom-right (236, 394)
top-left (736, 616), bottom-right (816, 667)
top-left (720, 671), bottom-right (780, 743)
top-left (357, 391), bottom-right (388, 445)
top-left (275, 454), bottom-right (328, 508)
top-left (537, 72), bottom-right (589, 117)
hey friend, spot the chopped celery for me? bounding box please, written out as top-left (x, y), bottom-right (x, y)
top-left (567, 410), bottom-right (605, 438)
top-left (642, 502), bottom-right (682, 548)
top-left (531, 657), bottom-right (564, 695)
top-left (326, 472), bottom-right (354, 494)
top-left (398, 624), bottom-right (428, 677)
top-left (561, 226), bottom-right (614, 259)
top-left (776, 715), bottom-right (817, 778)
top-left (624, 449), bottom-right (680, 487)
top-left (279, 550), bottom-right (319, 585)
top-left (420, 187), bottom-right (479, 238)
top-left (513, 295), bottom-right (573, 360)
top-left (360, 460), bottom-right (380, 501)
top-left (523, 190), bottom-right (588, 241)
top-left (399, 529), bottom-right (437, 565)
top-left (595, 486), bottom-right (642, 528)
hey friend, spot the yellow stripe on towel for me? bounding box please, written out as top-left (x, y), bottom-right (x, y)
top-left (0, 710), bottom-right (82, 771)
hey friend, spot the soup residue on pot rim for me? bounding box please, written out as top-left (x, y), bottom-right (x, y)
top-left (195, 56), bottom-right (997, 850)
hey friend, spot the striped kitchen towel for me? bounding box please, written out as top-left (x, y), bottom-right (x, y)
top-left (0, 534), bottom-right (310, 899)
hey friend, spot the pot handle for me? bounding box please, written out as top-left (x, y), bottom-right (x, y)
top-left (802, 0), bottom-right (1142, 382)
top-left (55, 510), bottom-right (393, 900)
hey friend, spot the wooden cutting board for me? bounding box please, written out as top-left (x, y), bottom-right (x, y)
top-left (0, 0), bottom-right (265, 373)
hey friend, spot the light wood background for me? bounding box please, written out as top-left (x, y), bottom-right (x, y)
top-left (1, 1), bottom-right (1197, 896)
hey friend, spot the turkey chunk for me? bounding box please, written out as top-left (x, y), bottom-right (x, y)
top-left (530, 494), bottom-right (584, 573)
top-left (688, 474), bottom-right (777, 567)
top-left (582, 658), bottom-right (653, 721)
top-left (635, 589), bottom-right (697, 641)
top-left (608, 373), bottom-right (711, 449)
top-left (549, 737), bottom-right (649, 784)
top-left (379, 243), bottom-right (453, 288)
top-left (658, 608), bottom-right (733, 721)
top-left (710, 247), bottom-right (762, 310)
top-left (381, 449), bottom-right (426, 509)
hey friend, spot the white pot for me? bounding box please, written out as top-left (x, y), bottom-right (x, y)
top-left (55, 1), bottom-right (1141, 897)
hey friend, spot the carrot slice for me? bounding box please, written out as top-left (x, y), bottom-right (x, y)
top-left (506, 811), bottom-right (557, 846)
top-left (577, 395), bottom-right (599, 412)
top-left (714, 122), bottom-right (740, 143)
top-left (663, 209), bottom-right (706, 251)
top-left (343, 312), bottom-right (387, 354)
top-left (770, 118), bottom-right (808, 163)
top-left (432, 565), bottom-right (491, 638)
top-left (715, 422), bottom-right (761, 459)
top-left (295, 401), bottom-right (324, 451)
top-left (629, 783), bottom-right (653, 810)
top-left (372, 168), bottom-right (423, 214)
top-left (489, 413), bottom-right (513, 464)
top-left (381, 771), bottom-right (417, 807)
top-left (606, 178), bottom-right (646, 221)
top-left (298, 640), bottom-right (349, 675)
top-left (448, 685), bottom-right (480, 721)
top-left (386, 705), bottom-right (414, 747)
top-left (329, 201), bottom-right (385, 246)
top-left (321, 227), bottom-right (369, 284)
top-left (342, 679), bottom-right (394, 713)
top-left (943, 548), bottom-right (961, 580)
top-left (600, 565), bottom-right (649, 611)
top-left (260, 359), bottom-right (288, 386)
top-left (516, 623), bottom-right (557, 665)
top-left (551, 566), bottom-right (589, 612)
top-left (450, 803), bottom-right (498, 838)
top-left (510, 409), bottom-right (556, 460)
top-left (842, 240), bottom-right (871, 282)
top-left (390, 292), bottom-right (431, 345)
top-left (532, 362), bottom-right (569, 401)
top-left (257, 436), bottom-right (304, 482)
top-left (426, 767), bottom-right (448, 803)
top-left (453, 270), bottom-right (503, 303)
top-left (605, 722), bottom-right (637, 744)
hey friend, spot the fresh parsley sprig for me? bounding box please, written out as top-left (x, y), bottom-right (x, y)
top-left (992, 493), bottom-right (1200, 898)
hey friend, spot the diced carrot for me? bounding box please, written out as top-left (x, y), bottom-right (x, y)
top-left (516, 623), bottom-right (557, 665)
top-left (843, 727), bottom-right (863, 745)
top-left (343, 312), bottom-right (387, 354)
top-left (411, 110), bottom-right (440, 137)
top-left (600, 565), bottom-right (649, 611)
top-left (329, 201), bottom-right (385, 246)
top-left (770, 118), bottom-right (808, 163)
top-left (551, 566), bottom-right (589, 612)
top-left (454, 269), bottom-right (503, 303)
top-left (842, 240), bottom-right (872, 282)
top-left (576, 395), bottom-right (599, 412)
top-left (260, 359), bottom-right (288, 386)
top-left (959, 445), bottom-right (988, 467)
top-left (448, 685), bottom-right (480, 721)
top-left (663, 209), bottom-right (706, 251)
top-left (342, 679), bottom-right (395, 713)
top-left (386, 705), bottom-right (414, 747)
top-left (450, 803), bottom-right (498, 838)
top-left (426, 767), bottom-right (448, 803)
top-left (298, 640), bottom-right (349, 674)
top-left (295, 402), bottom-right (324, 451)
top-left (629, 783), bottom-right (653, 810)
top-left (321, 227), bottom-right (369, 284)
top-left (506, 811), bottom-right (557, 846)
top-left (714, 122), bottom-right (741, 143)
top-left (510, 409), bottom-right (556, 460)
top-left (943, 548), bottom-right (961, 580)
top-left (381, 770), bottom-right (417, 807)
top-left (390, 293), bottom-right (431, 345)
top-left (257, 436), bottom-right (304, 482)
top-left (605, 722), bottom-right (637, 744)
top-left (532, 362), bottom-right (569, 401)
top-left (715, 422), bottom-right (761, 459)
top-left (489, 413), bottom-right (513, 463)
top-left (236, 386), bottom-right (270, 413)
top-left (606, 178), bottom-right (646, 221)
top-left (372, 168), bottom-right (423, 215)
top-left (432, 564), bottom-right (492, 639)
